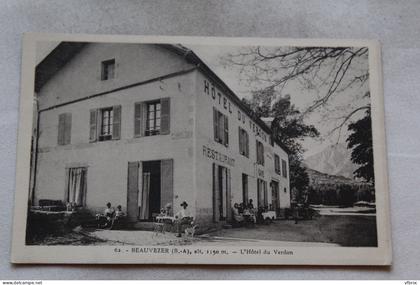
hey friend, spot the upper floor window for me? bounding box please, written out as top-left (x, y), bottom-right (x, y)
top-left (101, 59), bottom-right (115, 80)
top-left (213, 108), bottom-right (229, 147)
top-left (274, 154), bottom-right (281, 174)
top-left (256, 140), bottom-right (264, 166)
top-left (146, 100), bottom-right (161, 136)
top-left (134, 98), bottom-right (170, 137)
top-left (238, 127), bottom-right (249, 157)
top-left (100, 107), bottom-right (113, 141)
top-left (57, 113), bottom-right (72, 145)
top-left (89, 105), bottom-right (121, 142)
top-left (281, 159), bottom-right (288, 178)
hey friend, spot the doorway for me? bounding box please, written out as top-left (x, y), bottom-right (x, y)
top-left (271, 180), bottom-right (279, 212)
top-left (212, 163), bottom-right (232, 222)
top-left (127, 159), bottom-right (173, 222)
top-left (141, 160), bottom-right (161, 221)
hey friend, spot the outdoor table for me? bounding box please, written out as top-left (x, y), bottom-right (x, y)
top-left (154, 216), bottom-right (176, 234)
top-left (262, 211), bottom-right (276, 220)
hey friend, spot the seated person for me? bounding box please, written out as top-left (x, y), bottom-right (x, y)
top-left (232, 203), bottom-right (244, 224)
top-left (115, 205), bottom-right (125, 219)
top-left (242, 205), bottom-right (256, 224)
top-left (96, 202), bottom-right (115, 228)
top-left (238, 203), bottom-right (244, 214)
top-left (174, 201), bottom-right (194, 238)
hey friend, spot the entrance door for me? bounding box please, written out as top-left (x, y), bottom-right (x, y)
top-left (127, 159), bottom-right (174, 222)
top-left (212, 163), bottom-right (232, 222)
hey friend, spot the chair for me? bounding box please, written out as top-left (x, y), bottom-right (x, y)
top-left (153, 216), bottom-right (166, 236)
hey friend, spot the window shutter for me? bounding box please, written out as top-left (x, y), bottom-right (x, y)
top-left (224, 115), bottom-right (229, 146)
top-left (245, 131), bottom-right (249, 157)
top-left (160, 159), bottom-right (174, 214)
top-left (238, 127), bottom-right (242, 154)
top-left (57, 113), bottom-right (66, 145)
top-left (264, 182), bottom-right (268, 207)
top-left (160, 98), bottom-right (170, 135)
top-left (256, 141), bottom-right (259, 164)
top-left (213, 108), bottom-right (218, 142)
top-left (112, 105), bottom-right (121, 140)
top-left (219, 113), bottom-right (224, 144)
top-left (64, 113), bottom-right (72, 145)
top-left (262, 144), bottom-right (265, 165)
top-left (226, 168), bottom-right (232, 221)
top-left (89, 109), bottom-right (98, 142)
top-left (134, 103), bottom-right (142, 136)
top-left (212, 163), bottom-right (220, 222)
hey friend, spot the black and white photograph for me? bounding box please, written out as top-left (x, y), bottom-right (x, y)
top-left (11, 34), bottom-right (391, 265)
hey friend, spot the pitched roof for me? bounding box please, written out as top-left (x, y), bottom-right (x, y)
top-left (35, 42), bottom-right (86, 92)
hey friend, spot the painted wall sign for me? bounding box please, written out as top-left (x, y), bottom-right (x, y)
top-left (204, 79), bottom-right (267, 142)
top-left (202, 145), bottom-right (235, 167)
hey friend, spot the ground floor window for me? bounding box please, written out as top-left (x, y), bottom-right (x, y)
top-left (66, 167), bottom-right (87, 206)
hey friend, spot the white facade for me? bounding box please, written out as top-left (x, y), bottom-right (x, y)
top-left (33, 43), bottom-right (290, 229)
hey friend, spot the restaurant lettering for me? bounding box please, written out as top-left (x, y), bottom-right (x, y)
top-left (202, 145), bottom-right (235, 167)
top-left (204, 79), bottom-right (267, 142)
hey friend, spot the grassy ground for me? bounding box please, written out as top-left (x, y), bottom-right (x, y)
top-left (210, 215), bottom-right (378, 247)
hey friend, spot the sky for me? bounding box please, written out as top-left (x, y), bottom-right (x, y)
top-left (36, 41), bottom-right (370, 158)
top-left (187, 44), bottom-right (370, 158)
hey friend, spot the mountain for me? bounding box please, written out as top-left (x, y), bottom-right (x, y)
top-left (303, 143), bottom-right (357, 179)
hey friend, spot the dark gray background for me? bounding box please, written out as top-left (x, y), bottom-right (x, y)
top-left (1, 0), bottom-right (419, 279)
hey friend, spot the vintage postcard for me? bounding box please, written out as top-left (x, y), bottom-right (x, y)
top-left (11, 33), bottom-right (391, 265)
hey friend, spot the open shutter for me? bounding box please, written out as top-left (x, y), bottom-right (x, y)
top-left (112, 105), bottom-right (121, 140)
top-left (212, 163), bottom-right (220, 222)
top-left (224, 115), bottom-right (229, 146)
top-left (245, 131), bottom-right (249, 157)
top-left (226, 168), bottom-right (232, 222)
top-left (238, 127), bottom-right (242, 154)
top-left (64, 113), bottom-right (72, 145)
top-left (89, 109), bottom-right (98, 142)
top-left (160, 159), bottom-right (174, 216)
top-left (219, 113), bottom-right (225, 144)
top-left (134, 103), bottom-right (142, 137)
top-left (264, 182), bottom-right (268, 207)
top-left (127, 162), bottom-right (139, 222)
top-left (57, 113), bottom-right (66, 145)
top-left (213, 108), bottom-right (218, 142)
top-left (160, 98), bottom-right (170, 135)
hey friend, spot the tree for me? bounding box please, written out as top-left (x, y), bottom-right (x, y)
top-left (242, 88), bottom-right (319, 197)
top-left (346, 109), bottom-right (374, 183)
top-left (223, 46), bottom-right (370, 135)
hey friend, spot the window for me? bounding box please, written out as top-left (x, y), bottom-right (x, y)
top-left (238, 127), bottom-right (249, 157)
top-left (66, 167), bottom-right (87, 207)
top-left (256, 140), bottom-right (264, 165)
top-left (100, 107), bottom-right (113, 141)
top-left (213, 108), bottom-right (229, 146)
top-left (101, 59), bottom-right (115, 80)
top-left (282, 159), bottom-right (288, 178)
top-left (146, 101), bottom-right (161, 136)
top-left (57, 113), bottom-right (72, 145)
top-left (274, 154), bottom-right (281, 174)
top-left (134, 98), bottom-right (170, 137)
top-left (89, 105), bottom-right (121, 142)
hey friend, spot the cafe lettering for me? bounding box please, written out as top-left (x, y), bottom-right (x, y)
top-left (202, 145), bottom-right (235, 167)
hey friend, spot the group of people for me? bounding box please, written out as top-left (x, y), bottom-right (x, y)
top-left (232, 199), bottom-right (257, 225)
top-left (96, 202), bottom-right (126, 229)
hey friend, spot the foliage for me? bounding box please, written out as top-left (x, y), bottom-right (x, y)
top-left (242, 88), bottom-right (319, 194)
top-left (346, 109), bottom-right (375, 182)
